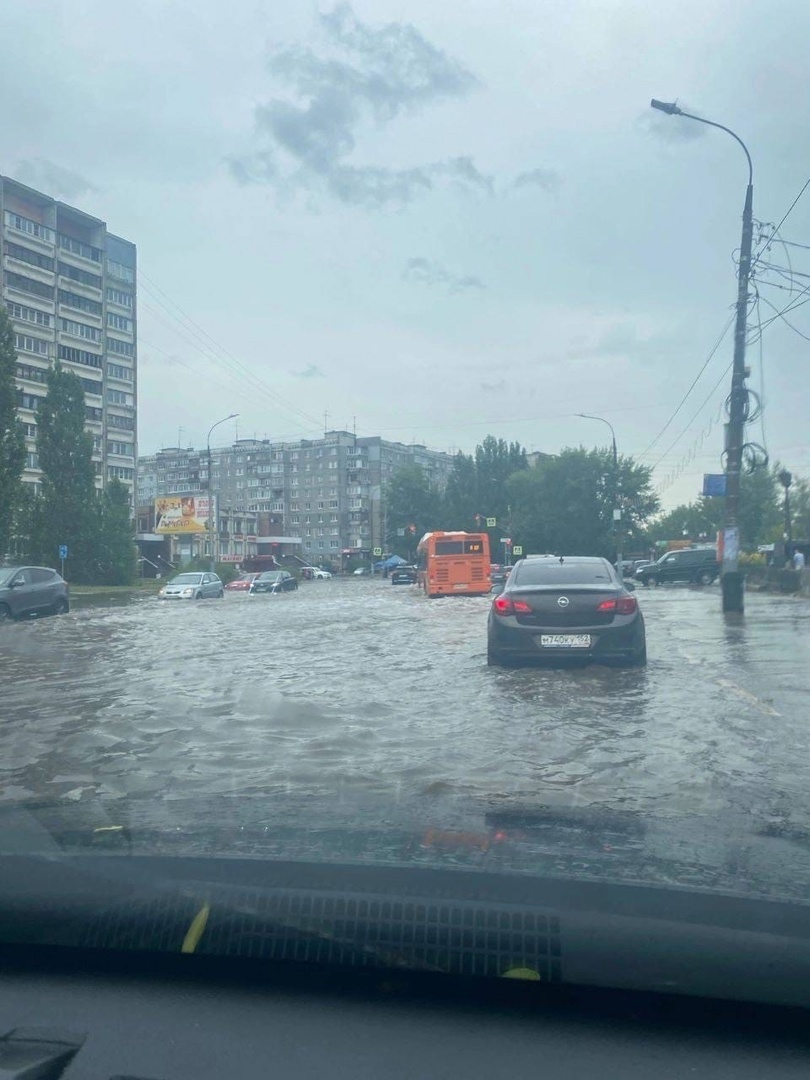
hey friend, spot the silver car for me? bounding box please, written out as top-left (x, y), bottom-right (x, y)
top-left (158, 572), bottom-right (224, 600)
top-left (0, 565), bottom-right (70, 621)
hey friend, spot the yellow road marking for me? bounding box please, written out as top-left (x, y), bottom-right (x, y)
top-left (716, 678), bottom-right (781, 717)
top-left (181, 903), bottom-right (210, 953)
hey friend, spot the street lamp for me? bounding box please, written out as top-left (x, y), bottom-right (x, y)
top-left (650, 99), bottom-right (753, 614)
top-left (207, 413), bottom-right (238, 571)
top-left (777, 469), bottom-right (793, 545)
top-left (577, 413), bottom-right (622, 580)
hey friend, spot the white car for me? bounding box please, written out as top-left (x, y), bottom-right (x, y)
top-left (158, 572), bottom-right (224, 600)
top-left (302, 566), bottom-right (332, 579)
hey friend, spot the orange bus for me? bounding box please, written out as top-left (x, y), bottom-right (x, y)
top-left (416, 531), bottom-right (492, 598)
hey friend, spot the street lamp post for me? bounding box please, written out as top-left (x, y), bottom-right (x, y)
top-left (650, 99), bottom-right (753, 614)
top-left (206, 413), bottom-right (238, 572)
top-left (778, 469), bottom-right (793, 547)
top-left (577, 413), bottom-right (622, 581)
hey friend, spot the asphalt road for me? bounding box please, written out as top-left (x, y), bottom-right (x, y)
top-left (1, 578), bottom-right (809, 894)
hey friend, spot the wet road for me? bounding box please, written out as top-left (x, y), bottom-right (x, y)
top-left (1, 579), bottom-right (810, 890)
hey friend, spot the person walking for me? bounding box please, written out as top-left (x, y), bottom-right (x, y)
top-left (793, 548), bottom-right (806, 571)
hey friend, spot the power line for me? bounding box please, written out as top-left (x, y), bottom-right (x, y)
top-left (758, 292), bottom-right (810, 343)
top-left (637, 314), bottom-right (734, 461)
top-left (651, 359), bottom-right (733, 475)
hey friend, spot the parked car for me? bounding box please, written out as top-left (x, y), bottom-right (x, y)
top-left (630, 560), bottom-right (653, 577)
top-left (225, 573), bottom-right (260, 592)
top-left (635, 547), bottom-right (719, 587)
top-left (391, 565), bottom-right (417, 585)
top-left (353, 567), bottom-right (370, 576)
top-left (158, 572), bottom-right (224, 600)
top-left (487, 555), bottom-right (646, 667)
top-left (0, 565), bottom-right (70, 621)
top-left (301, 566), bottom-right (332, 580)
top-left (249, 570), bottom-right (298, 594)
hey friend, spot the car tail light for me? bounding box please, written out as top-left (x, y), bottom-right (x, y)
top-left (492, 597), bottom-right (532, 615)
top-left (617, 595), bottom-right (637, 614)
top-left (596, 599), bottom-right (617, 612)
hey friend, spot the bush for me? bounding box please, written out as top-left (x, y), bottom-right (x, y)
top-left (180, 557), bottom-right (240, 584)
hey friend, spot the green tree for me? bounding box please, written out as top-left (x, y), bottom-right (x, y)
top-left (789, 475), bottom-right (810, 541)
top-left (385, 463), bottom-right (441, 557)
top-left (33, 361), bottom-right (99, 580)
top-left (0, 305), bottom-right (25, 558)
top-left (507, 447), bottom-right (659, 558)
top-left (97, 478), bottom-right (136, 585)
top-left (473, 435), bottom-right (528, 525)
top-left (442, 451), bottom-right (478, 530)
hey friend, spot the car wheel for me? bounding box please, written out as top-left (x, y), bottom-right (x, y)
top-left (52, 597), bottom-right (69, 615)
top-left (0, 603), bottom-right (12, 622)
top-left (648, 576), bottom-right (659, 587)
top-left (217, 588), bottom-right (225, 598)
top-left (627, 642), bottom-right (647, 666)
top-left (194, 591), bottom-right (202, 600)
top-left (487, 643), bottom-right (506, 667)
top-left (696, 570), bottom-right (714, 586)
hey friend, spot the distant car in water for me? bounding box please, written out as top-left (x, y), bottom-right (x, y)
top-left (225, 573), bottom-right (260, 592)
top-left (249, 570), bottom-right (299, 594)
top-left (158, 572), bottom-right (224, 600)
top-left (301, 566), bottom-right (332, 580)
top-left (353, 567), bottom-right (371, 576)
top-left (490, 564), bottom-right (507, 586)
top-left (487, 555), bottom-right (646, 667)
top-left (390, 565), bottom-right (417, 585)
top-left (0, 565), bottom-right (70, 621)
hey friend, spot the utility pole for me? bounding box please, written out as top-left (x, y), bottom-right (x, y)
top-left (207, 413), bottom-right (238, 572)
top-left (577, 414), bottom-right (622, 581)
top-left (778, 469), bottom-right (793, 546)
top-left (650, 100), bottom-right (754, 613)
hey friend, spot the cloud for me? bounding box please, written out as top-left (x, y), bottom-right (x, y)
top-left (229, 4), bottom-right (488, 207)
top-left (12, 158), bottom-right (97, 201)
top-left (403, 257), bottom-right (485, 294)
top-left (513, 167), bottom-right (561, 192)
top-left (480, 379), bottom-right (506, 392)
top-left (293, 364), bottom-right (324, 378)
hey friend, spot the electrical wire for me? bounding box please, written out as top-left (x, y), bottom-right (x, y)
top-left (637, 313), bottom-right (734, 461)
top-left (651, 359), bottom-right (734, 475)
top-left (757, 292), bottom-right (810, 343)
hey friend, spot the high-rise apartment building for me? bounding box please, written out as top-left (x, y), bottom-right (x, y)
top-left (1, 176), bottom-right (137, 503)
top-left (137, 431), bottom-right (454, 561)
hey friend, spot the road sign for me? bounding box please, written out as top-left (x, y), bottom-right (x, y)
top-left (373, 547), bottom-right (383, 556)
top-left (486, 517), bottom-right (496, 527)
top-left (513, 546), bottom-right (523, 556)
top-left (500, 537), bottom-right (512, 545)
top-left (58, 544), bottom-right (68, 559)
top-left (703, 473), bottom-right (727, 497)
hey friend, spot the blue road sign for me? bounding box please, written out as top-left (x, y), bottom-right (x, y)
top-left (702, 474), bottom-right (727, 497)
top-left (59, 544), bottom-right (68, 559)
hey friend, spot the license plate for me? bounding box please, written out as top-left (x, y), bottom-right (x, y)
top-left (538, 634), bottom-right (591, 648)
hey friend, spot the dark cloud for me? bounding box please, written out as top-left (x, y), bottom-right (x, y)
top-left (13, 158), bottom-right (97, 201)
top-left (480, 379), bottom-right (506, 392)
top-left (513, 167), bottom-right (561, 192)
top-left (293, 364), bottom-right (325, 378)
top-left (403, 257), bottom-right (485, 293)
top-left (640, 104), bottom-right (707, 143)
top-left (229, 4), bottom-right (487, 207)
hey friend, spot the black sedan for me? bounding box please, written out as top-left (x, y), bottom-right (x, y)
top-left (487, 556), bottom-right (646, 666)
top-left (249, 571), bottom-right (298, 595)
top-left (390, 565), bottom-right (417, 585)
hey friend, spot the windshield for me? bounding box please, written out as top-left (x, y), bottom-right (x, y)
top-left (0, 568), bottom-right (20, 586)
top-left (2, 0), bottom-right (810, 1010)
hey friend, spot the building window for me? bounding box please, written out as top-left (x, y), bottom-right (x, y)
top-left (108, 465), bottom-right (134, 480)
top-left (58, 288), bottom-right (102, 316)
top-left (23, 423), bottom-right (37, 438)
top-left (291, 515), bottom-right (299, 524)
top-left (4, 211), bottom-right (55, 244)
top-left (58, 234), bottom-right (101, 262)
top-left (16, 364), bottom-right (48, 384)
top-left (16, 391), bottom-right (43, 411)
top-left (107, 440), bottom-right (134, 457)
top-left (25, 451), bottom-right (39, 469)
top-left (330, 527), bottom-right (339, 534)
top-left (5, 241), bottom-right (55, 272)
top-left (107, 362), bottom-right (132, 381)
top-left (57, 343), bottom-right (101, 368)
top-left (107, 413), bottom-right (134, 430)
top-left (106, 287), bottom-right (133, 308)
top-left (60, 317), bottom-right (101, 343)
top-left (106, 337), bottom-right (135, 357)
top-left (7, 302), bottom-right (52, 328)
top-left (107, 312), bottom-right (133, 332)
top-left (57, 261), bottom-right (101, 289)
top-left (106, 389), bottom-right (132, 405)
top-left (106, 259), bottom-right (134, 283)
top-left (5, 272), bottom-right (55, 300)
top-left (330, 540), bottom-right (338, 548)
top-left (14, 333), bottom-right (50, 357)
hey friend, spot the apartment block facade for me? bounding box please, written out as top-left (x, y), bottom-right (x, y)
top-left (137, 431), bottom-right (454, 561)
top-left (1, 176), bottom-right (137, 502)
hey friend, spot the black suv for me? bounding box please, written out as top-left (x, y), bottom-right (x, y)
top-left (636, 547), bottom-right (718, 587)
top-left (390, 565), bottom-right (417, 585)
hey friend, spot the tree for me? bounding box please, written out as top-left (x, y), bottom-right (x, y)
top-left (0, 305), bottom-right (25, 559)
top-left (473, 436), bottom-right (528, 526)
top-left (33, 361), bottom-right (99, 580)
top-left (385, 464), bottom-right (441, 557)
top-left (97, 478), bottom-right (136, 585)
top-left (442, 451), bottom-right (478, 530)
top-left (507, 447), bottom-right (659, 558)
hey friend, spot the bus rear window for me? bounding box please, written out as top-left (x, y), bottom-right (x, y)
top-left (435, 541), bottom-right (464, 555)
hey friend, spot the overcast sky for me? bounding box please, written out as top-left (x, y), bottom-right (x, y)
top-left (2, 0), bottom-right (809, 509)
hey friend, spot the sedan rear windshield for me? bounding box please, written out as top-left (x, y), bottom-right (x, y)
top-left (513, 562), bottom-right (614, 586)
top-left (259, 572), bottom-right (282, 581)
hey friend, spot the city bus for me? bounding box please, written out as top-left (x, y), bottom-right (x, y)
top-left (416, 531), bottom-right (491, 598)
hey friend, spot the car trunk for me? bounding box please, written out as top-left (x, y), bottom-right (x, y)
top-left (510, 586), bottom-right (622, 627)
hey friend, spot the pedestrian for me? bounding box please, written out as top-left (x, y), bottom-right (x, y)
top-left (793, 549), bottom-right (806, 571)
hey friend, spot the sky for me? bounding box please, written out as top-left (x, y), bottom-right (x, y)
top-left (2, 0), bottom-right (809, 510)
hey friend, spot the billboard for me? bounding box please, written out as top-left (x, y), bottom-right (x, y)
top-left (154, 496), bottom-right (213, 534)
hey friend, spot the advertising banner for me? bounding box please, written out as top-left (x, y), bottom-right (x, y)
top-left (154, 496), bottom-right (213, 534)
